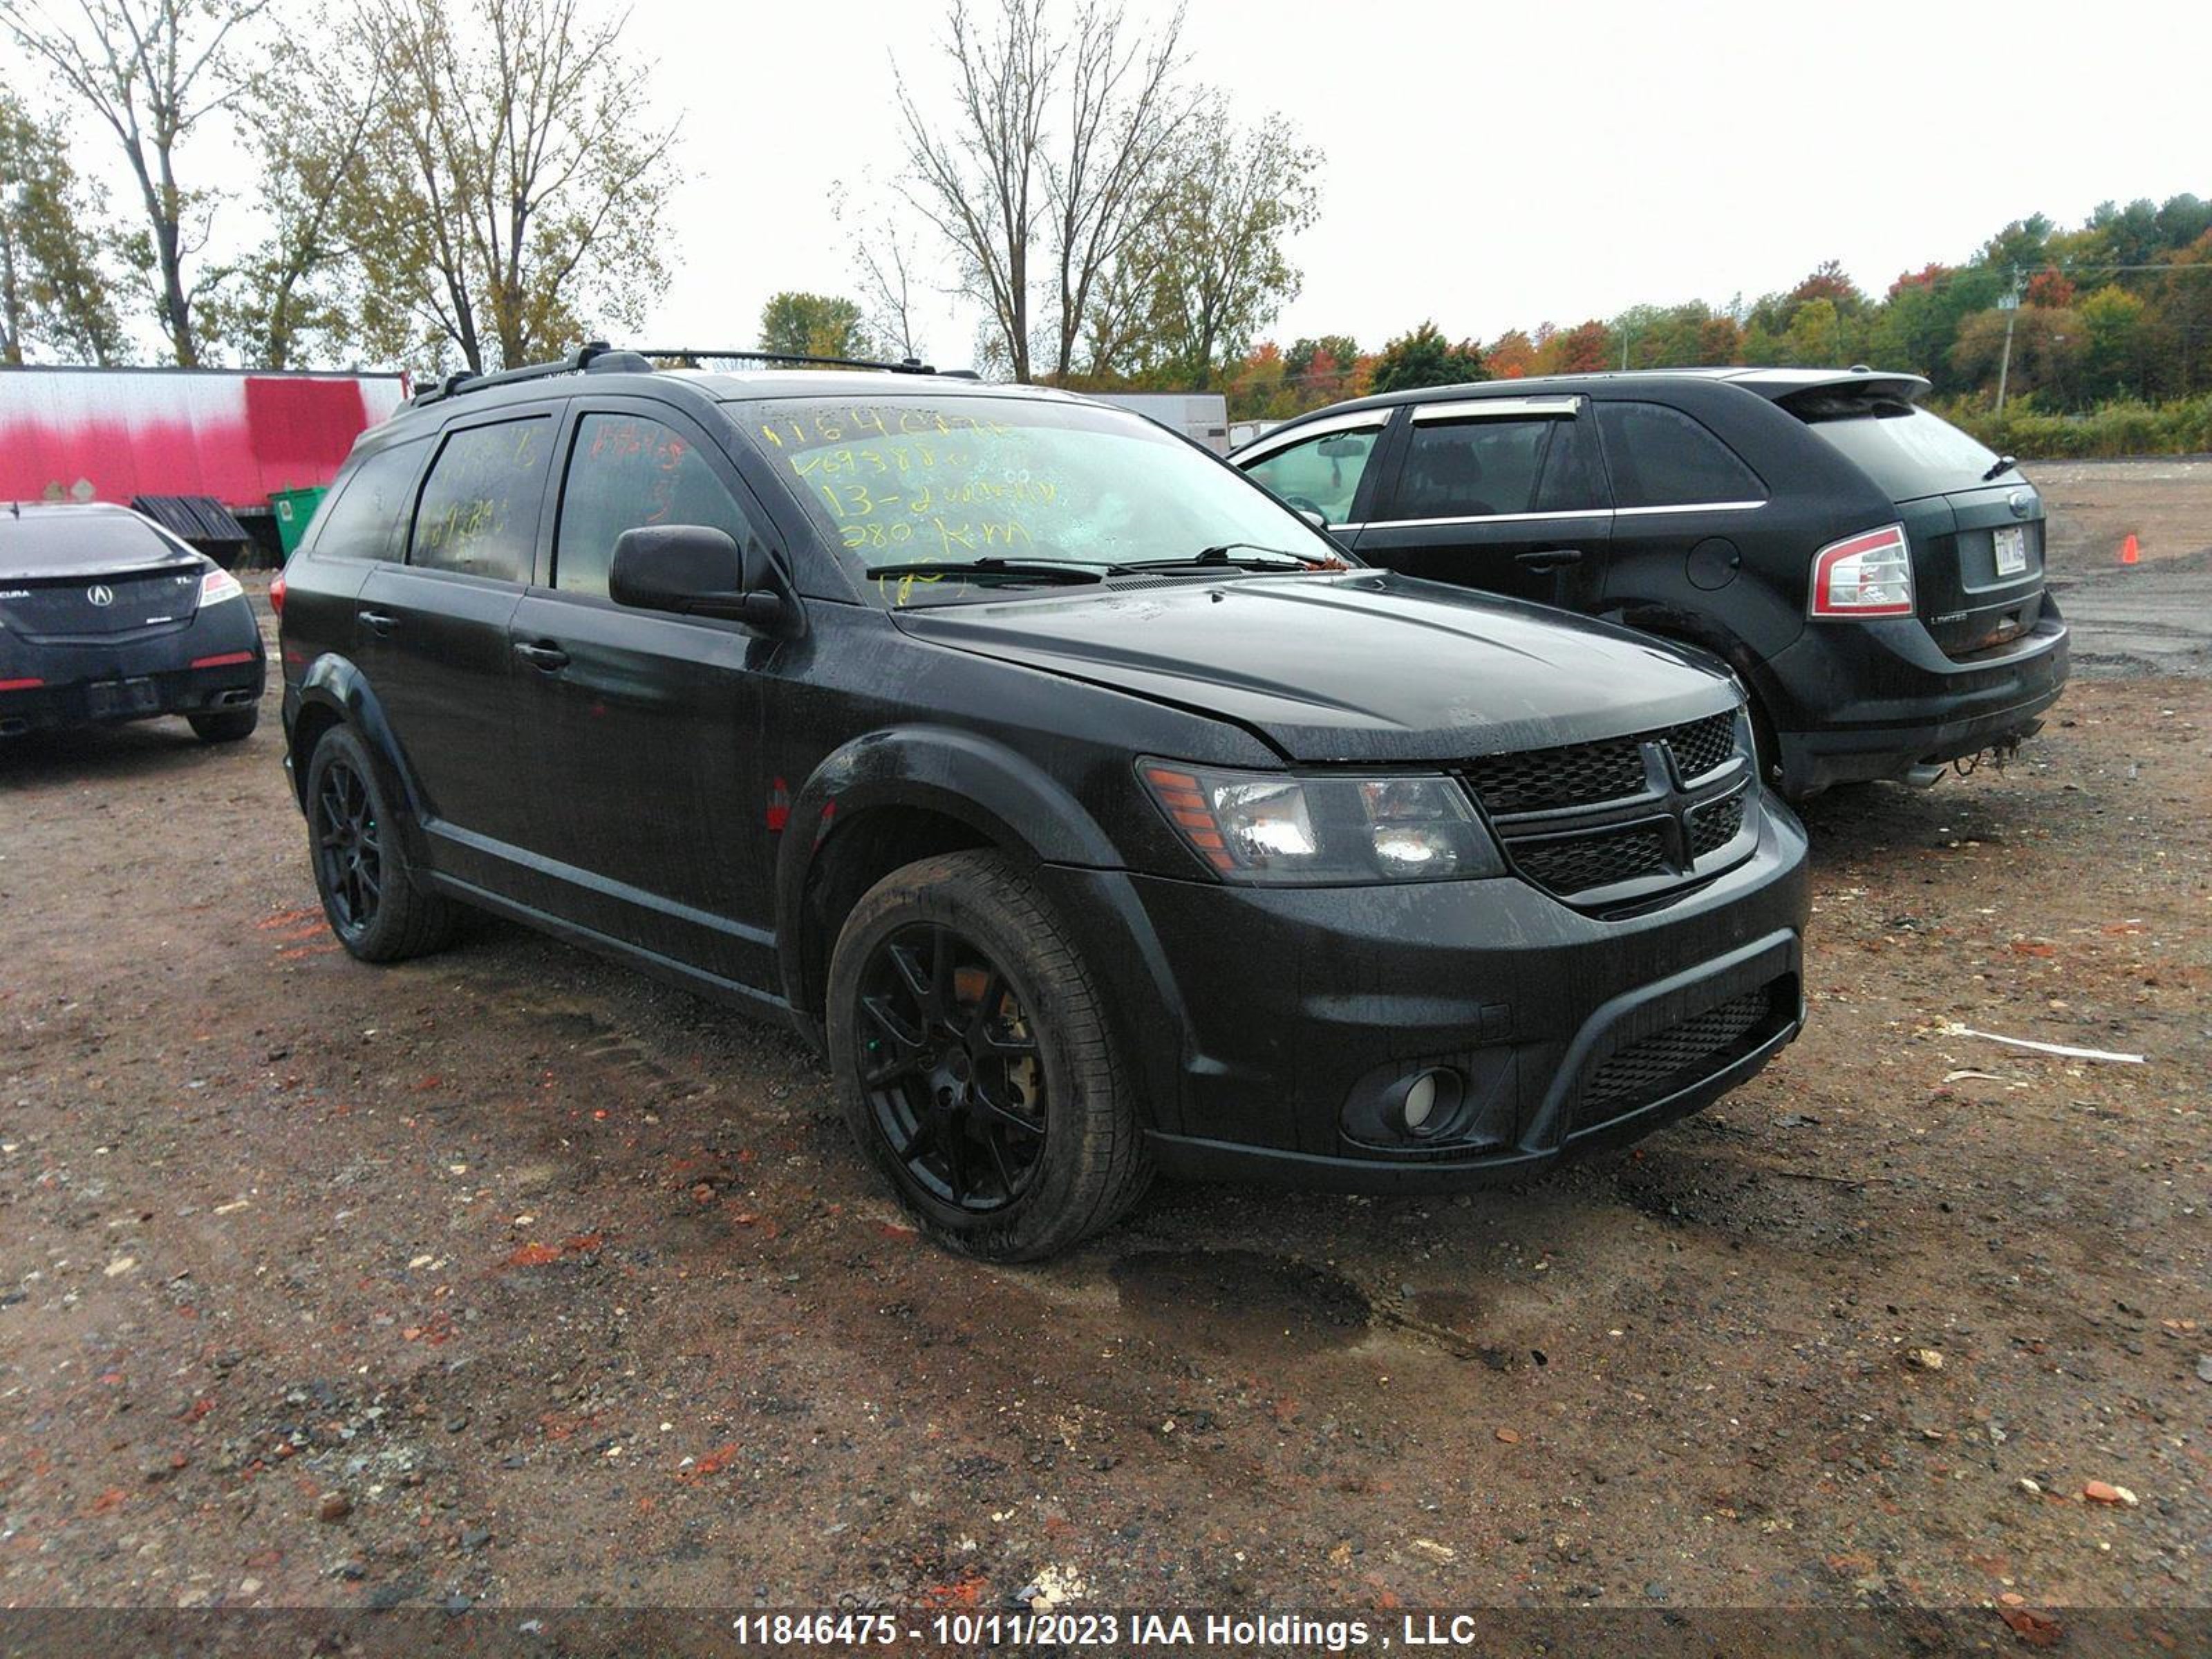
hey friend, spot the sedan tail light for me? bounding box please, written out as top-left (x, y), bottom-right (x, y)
top-left (269, 572), bottom-right (286, 615)
top-left (200, 567), bottom-right (247, 607)
top-left (1809, 523), bottom-right (1914, 618)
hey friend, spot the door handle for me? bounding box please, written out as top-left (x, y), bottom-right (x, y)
top-left (513, 639), bottom-right (570, 671)
top-left (1515, 549), bottom-right (1583, 572)
top-left (357, 609), bottom-right (398, 636)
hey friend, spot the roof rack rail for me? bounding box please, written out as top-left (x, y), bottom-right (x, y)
top-left (410, 339), bottom-right (650, 407)
top-left (633, 348), bottom-right (962, 377)
top-left (408, 343), bottom-right (980, 409)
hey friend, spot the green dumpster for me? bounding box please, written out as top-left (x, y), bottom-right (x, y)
top-left (270, 486), bottom-right (329, 556)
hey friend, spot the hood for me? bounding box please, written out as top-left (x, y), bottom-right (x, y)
top-left (891, 572), bottom-right (1739, 763)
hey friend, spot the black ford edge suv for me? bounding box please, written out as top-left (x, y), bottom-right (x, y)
top-left (1233, 368), bottom-right (2069, 798)
top-left (276, 346), bottom-right (1810, 1259)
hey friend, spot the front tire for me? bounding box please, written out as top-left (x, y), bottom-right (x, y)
top-left (826, 850), bottom-right (1150, 1262)
top-left (303, 726), bottom-right (460, 963)
top-left (188, 706), bottom-right (259, 743)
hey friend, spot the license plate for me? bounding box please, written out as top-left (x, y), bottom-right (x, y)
top-left (86, 678), bottom-right (160, 718)
top-left (1993, 525), bottom-right (2028, 577)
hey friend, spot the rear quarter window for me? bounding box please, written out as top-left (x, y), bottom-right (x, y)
top-left (1788, 398), bottom-right (2003, 502)
top-left (304, 440), bottom-right (428, 563)
top-left (1597, 401), bottom-right (1765, 508)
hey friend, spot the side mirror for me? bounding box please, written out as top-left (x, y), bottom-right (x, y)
top-left (610, 524), bottom-right (791, 632)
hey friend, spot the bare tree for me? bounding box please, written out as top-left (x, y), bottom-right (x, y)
top-left (894, 0), bottom-right (1054, 381)
top-left (348, 0), bottom-right (679, 374)
top-left (1042, 1), bottom-right (1189, 380)
top-left (834, 178), bottom-right (928, 363)
top-left (2, 0), bottom-right (268, 365)
top-left (894, 0), bottom-right (1196, 384)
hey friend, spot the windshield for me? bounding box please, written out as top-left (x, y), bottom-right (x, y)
top-left (1787, 395), bottom-right (2005, 501)
top-left (729, 394), bottom-right (1340, 600)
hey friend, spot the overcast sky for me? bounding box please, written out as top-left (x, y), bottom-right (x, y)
top-left (26, 0), bottom-right (2211, 370)
top-left (632, 0), bottom-right (2206, 368)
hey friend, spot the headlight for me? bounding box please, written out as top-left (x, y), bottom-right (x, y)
top-left (199, 567), bottom-right (245, 607)
top-left (1139, 760), bottom-right (1507, 885)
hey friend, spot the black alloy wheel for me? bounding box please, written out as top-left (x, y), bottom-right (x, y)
top-left (301, 726), bottom-right (460, 963)
top-left (825, 850), bottom-right (1150, 1259)
top-left (855, 923), bottom-right (1047, 1213)
top-left (315, 754), bottom-right (383, 939)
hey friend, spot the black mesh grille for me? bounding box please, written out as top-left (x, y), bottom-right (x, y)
top-left (1512, 826), bottom-right (1669, 895)
top-left (1580, 986), bottom-right (1774, 1121)
top-left (1689, 794), bottom-right (1745, 859)
top-left (1463, 738), bottom-right (1644, 815)
top-left (1464, 711), bottom-right (1740, 818)
top-left (1665, 711), bottom-right (1736, 780)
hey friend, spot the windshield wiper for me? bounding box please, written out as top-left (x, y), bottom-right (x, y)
top-left (863, 557), bottom-right (1106, 587)
top-left (1982, 454), bottom-right (2018, 482)
top-left (1116, 542), bottom-right (1340, 574)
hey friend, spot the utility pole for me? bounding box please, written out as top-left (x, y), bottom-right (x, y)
top-left (1994, 274), bottom-right (2023, 415)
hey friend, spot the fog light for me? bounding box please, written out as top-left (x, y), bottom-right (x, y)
top-left (1389, 1068), bottom-right (1461, 1138)
top-left (1403, 1073), bottom-right (1438, 1131)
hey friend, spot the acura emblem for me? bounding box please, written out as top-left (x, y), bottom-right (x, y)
top-left (86, 584), bottom-right (114, 607)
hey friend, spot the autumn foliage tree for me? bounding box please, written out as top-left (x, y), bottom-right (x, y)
top-left (1369, 321), bottom-right (1485, 394)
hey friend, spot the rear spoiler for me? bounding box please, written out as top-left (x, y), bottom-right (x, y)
top-left (1764, 372), bottom-right (1931, 418)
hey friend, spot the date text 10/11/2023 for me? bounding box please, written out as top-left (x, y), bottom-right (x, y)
top-left (727, 1611), bottom-right (1383, 1650)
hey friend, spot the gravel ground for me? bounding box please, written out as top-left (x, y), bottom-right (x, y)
top-left (0, 462), bottom-right (2206, 1639)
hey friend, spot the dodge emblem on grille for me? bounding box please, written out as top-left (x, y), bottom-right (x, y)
top-left (86, 584), bottom-right (114, 607)
top-left (1646, 739), bottom-right (1702, 865)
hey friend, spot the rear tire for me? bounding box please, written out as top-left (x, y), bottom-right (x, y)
top-left (188, 706), bottom-right (259, 743)
top-left (826, 850), bottom-right (1150, 1262)
top-left (303, 725), bottom-right (460, 963)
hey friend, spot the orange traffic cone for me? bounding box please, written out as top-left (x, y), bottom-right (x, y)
top-left (2120, 533), bottom-right (2140, 565)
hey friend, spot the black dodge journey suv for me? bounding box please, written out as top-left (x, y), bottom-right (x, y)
top-left (1234, 368), bottom-right (2069, 798)
top-left (276, 344), bottom-right (1810, 1259)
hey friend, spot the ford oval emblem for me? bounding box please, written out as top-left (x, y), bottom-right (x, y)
top-left (2007, 489), bottom-right (2035, 520)
top-left (87, 583), bottom-right (115, 606)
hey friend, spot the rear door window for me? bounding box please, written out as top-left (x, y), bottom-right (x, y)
top-left (1597, 402), bottom-right (1765, 508)
top-left (554, 413), bottom-right (758, 598)
top-left (410, 418), bottom-right (553, 583)
top-left (1788, 397), bottom-right (2003, 501)
top-left (1240, 424), bottom-right (1383, 523)
top-left (306, 440), bottom-right (427, 563)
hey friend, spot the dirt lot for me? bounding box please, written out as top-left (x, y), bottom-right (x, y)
top-left (1, 460), bottom-right (2207, 1632)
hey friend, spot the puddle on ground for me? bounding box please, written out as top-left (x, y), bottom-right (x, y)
top-left (1109, 1248), bottom-right (1369, 1358)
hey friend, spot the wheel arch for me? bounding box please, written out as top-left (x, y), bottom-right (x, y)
top-left (774, 727), bottom-right (1123, 1040)
top-left (289, 655), bottom-right (435, 865)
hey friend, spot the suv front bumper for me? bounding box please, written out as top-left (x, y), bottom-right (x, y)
top-left (1763, 599), bottom-right (2068, 794)
top-left (1040, 800), bottom-right (1809, 1192)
